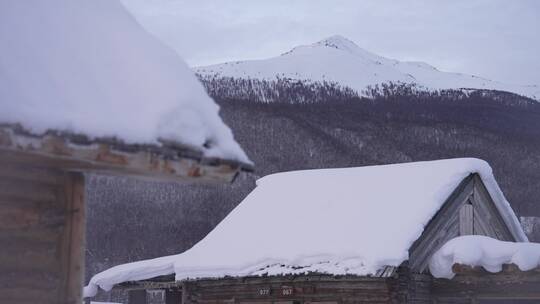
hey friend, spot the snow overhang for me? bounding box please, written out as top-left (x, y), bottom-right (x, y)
top-left (0, 124), bottom-right (253, 184)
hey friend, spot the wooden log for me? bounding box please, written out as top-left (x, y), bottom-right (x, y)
top-left (129, 289), bottom-right (147, 304)
top-left (432, 265), bottom-right (540, 300)
top-left (165, 288), bottom-right (182, 304)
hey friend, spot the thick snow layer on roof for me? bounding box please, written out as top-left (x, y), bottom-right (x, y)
top-left (0, 0), bottom-right (249, 163)
top-left (84, 158), bottom-right (526, 297)
top-left (429, 235), bottom-right (540, 279)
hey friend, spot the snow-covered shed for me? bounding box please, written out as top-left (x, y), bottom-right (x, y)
top-left (84, 158), bottom-right (539, 304)
top-left (0, 1), bottom-right (250, 304)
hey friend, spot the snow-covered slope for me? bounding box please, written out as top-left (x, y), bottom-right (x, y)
top-left (0, 0), bottom-right (249, 163)
top-left (195, 35), bottom-right (539, 101)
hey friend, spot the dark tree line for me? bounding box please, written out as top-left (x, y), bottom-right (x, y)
top-left (197, 74), bottom-right (359, 104)
top-left (86, 78), bottom-right (540, 302)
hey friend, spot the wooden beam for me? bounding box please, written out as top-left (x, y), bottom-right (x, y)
top-left (0, 126), bottom-right (249, 184)
top-left (60, 172), bottom-right (86, 304)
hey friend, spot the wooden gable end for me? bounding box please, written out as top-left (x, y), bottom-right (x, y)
top-left (408, 173), bottom-right (516, 273)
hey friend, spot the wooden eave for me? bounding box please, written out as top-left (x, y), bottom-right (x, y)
top-left (0, 125), bottom-right (253, 183)
top-left (116, 273), bottom-right (392, 291)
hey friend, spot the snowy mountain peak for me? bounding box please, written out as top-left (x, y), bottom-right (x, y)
top-left (282, 35), bottom-right (385, 64)
top-left (195, 36), bottom-right (539, 101)
top-left (315, 35), bottom-right (361, 52)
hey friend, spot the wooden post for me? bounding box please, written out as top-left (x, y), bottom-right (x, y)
top-left (61, 172), bottom-right (86, 304)
top-left (128, 289), bottom-right (147, 304)
top-left (459, 201), bottom-right (474, 236)
top-left (165, 288), bottom-right (182, 304)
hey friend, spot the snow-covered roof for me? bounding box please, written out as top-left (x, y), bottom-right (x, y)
top-left (84, 158), bottom-right (526, 297)
top-left (0, 0), bottom-right (249, 164)
top-left (429, 235), bottom-right (540, 279)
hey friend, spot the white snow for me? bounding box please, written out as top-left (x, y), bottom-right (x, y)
top-left (84, 158), bottom-right (526, 297)
top-left (0, 0), bottom-right (249, 164)
top-left (429, 235), bottom-right (540, 279)
top-left (195, 35), bottom-right (540, 101)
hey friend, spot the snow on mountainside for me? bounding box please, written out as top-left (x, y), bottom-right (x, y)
top-left (195, 35), bottom-right (540, 101)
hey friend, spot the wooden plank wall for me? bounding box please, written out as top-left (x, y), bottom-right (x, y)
top-left (471, 175), bottom-right (515, 241)
top-left (408, 175), bottom-right (474, 273)
top-left (0, 151), bottom-right (85, 304)
top-left (459, 202), bottom-right (474, 236)
top-left (179, 275), bottom-right (406, 304)
top-left (432, 265), bottom-right (540, 303)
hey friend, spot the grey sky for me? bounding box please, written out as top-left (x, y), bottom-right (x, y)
top-left (121, 0), bottom-right (540, 85)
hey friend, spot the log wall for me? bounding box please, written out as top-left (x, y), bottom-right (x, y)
top-left (182, 275), bottom-right (394, 304)
top-left (121, 270), bottom-right (426, 304)
top-left (432, 265), bottom-right (540, 303)
top-left (0, 150), bottom-right (85, 304)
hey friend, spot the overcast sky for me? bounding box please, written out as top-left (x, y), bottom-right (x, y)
top-left (121, 0), bottom-right (540, 85)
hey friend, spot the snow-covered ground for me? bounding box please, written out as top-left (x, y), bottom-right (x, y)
top-left (429, 235), bottom-right (540, 279)
top-left (84, 158), bottom-right (525, 297)
top-left (0, 0), bottom-right (249, 164)
top-left (195, 35), bottom-right (540, 101)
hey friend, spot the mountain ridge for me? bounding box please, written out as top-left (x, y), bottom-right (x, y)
top-left (195, 35), bottom-right (540, 101)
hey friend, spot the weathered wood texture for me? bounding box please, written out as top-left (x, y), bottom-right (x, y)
top-left (432, 264), bottom-right (540, 303)
top-left (0, 150), bottom-right (86, 304)
top-left (129, 289), bottom-right (147, 304)
top-left (121, 265), bottom-right (540, 304)
top-left (182, 275), bottom-right (395, 304)
top-left (0, 126), bottom-right (249, 184)
top-left (122, 270), bottom-right (437, 304)
top-left (470, 175), bottom-right (514, 241)
top-left (408, 175), bottom-right (474, 273)
top-left (387, 267), bottom-right (432, 304)
top-left (166, 288), bottom-right (183, 304)
top-left (409, 174), bottom-right (517, 273)
top-left (459, 202), bottom-right (473, 236)
top-left (61, 172), bottom-right (86, 303)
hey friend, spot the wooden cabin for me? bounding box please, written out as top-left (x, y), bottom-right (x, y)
top-left (0, 125), bottom-right (252, 304)
top-left (84, 159), bottom-right (538, 304)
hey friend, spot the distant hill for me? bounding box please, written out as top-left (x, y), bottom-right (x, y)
top-left (195, 35), bottom-right (540, 101)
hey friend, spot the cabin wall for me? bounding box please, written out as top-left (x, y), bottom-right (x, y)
top-left (431, 266), bottom-right (540, 303)
top-left (409, 174), bottom-right (517, 274)
top-left (180, 276), bottom-right (396, 304)
top-left (125, 267), bottom-right (540, 304)
top-left (470, 175), bottom-right (515, 241)
top-left (387, 267), bottom-right (432, 303)
top-left (0, 150), bottom-right (85, 304)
